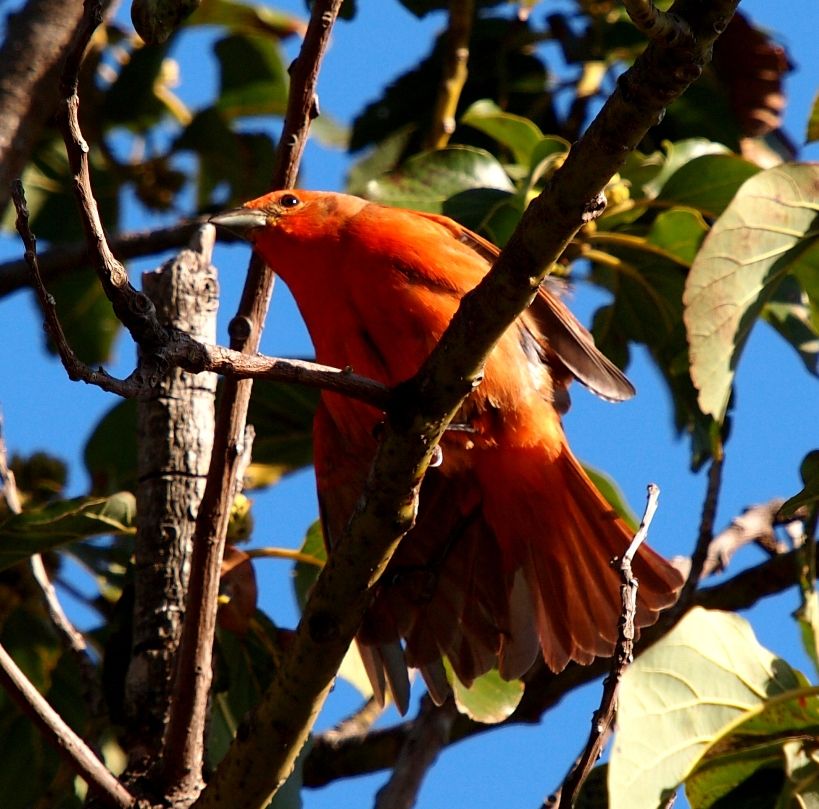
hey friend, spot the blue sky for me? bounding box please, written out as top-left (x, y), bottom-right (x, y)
top-left (0, 1), bottom-right (817, 806)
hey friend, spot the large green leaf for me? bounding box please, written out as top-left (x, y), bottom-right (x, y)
top-left (84, 399), bottom-right (138, 495)
top-left (0, 493), bottom-right (136, 571)
top-left (610, 607), bottom-right (814, 809)
top-left (657, 153), bottom-right (761, 218)
top-left (684, 164), bottom-right (819, 423)
top-left (364, 146), bottom-right (514, 212)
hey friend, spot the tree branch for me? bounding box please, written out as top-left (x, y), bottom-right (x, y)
top-left (196, 2), bottom-right (740, 808)
top-left (162, 0), bottom-right (345, 801)
top-left (0, 0), bottom-right (88, 215)
top-left (373, 696), bottom-right (458, 809)
top-left (304, 545), bottom-right (800, 789)
top-left (425, 0), bottom-right (475, 150)
top-left (0, 641), bottom-right (135, 808)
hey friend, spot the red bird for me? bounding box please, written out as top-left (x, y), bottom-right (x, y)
top-left (213, 190), bottom-right (682, 712)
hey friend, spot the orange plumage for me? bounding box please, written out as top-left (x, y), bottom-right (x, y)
top-left (213, 190), bottom-right (683, 712)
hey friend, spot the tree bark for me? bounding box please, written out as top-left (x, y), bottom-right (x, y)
top-left (124, 228), bottom-right (218, 783)
top-left (0, 0), bottom-right (86, 214)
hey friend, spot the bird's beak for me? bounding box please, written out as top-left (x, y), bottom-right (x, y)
top-left (209, 208), bottom-right (268, 241)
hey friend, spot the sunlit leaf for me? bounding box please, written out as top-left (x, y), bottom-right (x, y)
top-left (643, 139), bottom-right (732, 199)
top-left (583, 465), bottom-right (638, 531)
top-left (0, 493), bottom-right (136, 571)
top-left (610, 607), bottom-right (813, 809)
top-left (187, 0), bottom-right (305, 38)
top-left (364, 146), bottom-right (514, 212)
top-left (448, 663), bottom-right (524, 724)
top-left (684, 164), bottom-right (819, 423)
top-left (461, 99), bottom-right (544, 166)
top-left (808, 92), bottom-right (819, 145)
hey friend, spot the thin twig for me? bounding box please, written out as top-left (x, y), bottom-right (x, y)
top-left (675, 450), bottom-right (725, 613)
top-left (553, 484), bottom-right (660, 809)
top-left (373, 696), bottom-right (458, 809)
top-left (30, 555), bottom-right (103, 717)
top-left (0, 642), bottom-right (135, 808)
top-left (11, 184), bottom-right (390, 408)
top-left (163, 0), bottom-right (345, 801)
top-left (0, 411), bottom-right (22, 515)
top-left (425, 0), bottom-right (475, 150)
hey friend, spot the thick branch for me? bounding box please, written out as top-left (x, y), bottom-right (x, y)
top-left (162, 0), bottom-right (344, 801)
top-left (0, 0), bottom-right (86, 214)
top-left (197, 2), bottom-right (740, 807)
top-left (425, 0), bottom-right (475, 150)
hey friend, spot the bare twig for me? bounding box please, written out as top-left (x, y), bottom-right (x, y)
top-left (163, 0), bottom-right (345, 801)
top-left (0, 412), bottom-right (22, 515)
top-left (553, 484), bottom-right (660, 809)
top-left (30, 555), bottom-right (102, 716)
top-left (0, 642), bottom-right (135, 808)
top-left (425, 0), bottom-right (475, 150)
top-left (374, 696), bottom-right (458, 809)
top-left (11, 183), bottom-right (389, 408)
top-left (675, 451), bottom-right (725, 612)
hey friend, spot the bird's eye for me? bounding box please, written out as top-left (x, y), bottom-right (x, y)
top-left (280, 193), bottom-right (301, 209)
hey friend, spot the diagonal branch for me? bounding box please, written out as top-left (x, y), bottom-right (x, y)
top-left (196, 2), bottom-right (740, 808)
top-left (0, 641), bottom-right (135, 808)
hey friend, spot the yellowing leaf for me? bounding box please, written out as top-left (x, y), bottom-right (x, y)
top-left (683, 164), bottom-right (819, 423)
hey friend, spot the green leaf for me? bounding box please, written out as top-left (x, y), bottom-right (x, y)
top-left (657, 153), bottom-right (761, 218)
top-left (779, 450), bottom-right (819, 520)
top-left (47, 268), bottom-right (122, 365)
top-left (175, 106), bottom-right (276, 207)
top-left (763, 274), bottom-right (819, 379)
top-left (461, 99), bottom-right (544, 166)
top-left (84, 399), bottom-right (138, 495)
top-left (102, 41), bottom-right (172, 129)
top-left (684, 164), bottom-right (819, 423)
top-left (0, 493), bottom-right (136, 571)
top-left (643, 139), bottom-right (733, 199)
top-left (448, 663), bottom-right (524, 723)
top-left (245, 381), bottom-right (318, 489)
top-left (364, 146), bottom-right (514, 212)
top-left (807, 92), bottom-right (819, 145)
top-left (442, 187), bottom-right (522, 247)
top-left (583, 465), bottom-right (638, 531)
top-left (610, 607), bottom-right (814, 809)
top-left (187, 0), bottom-right (305, 38)
top-left (214, 34), bottom-right (289, 119)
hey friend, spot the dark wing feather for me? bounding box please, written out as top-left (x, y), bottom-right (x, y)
top-left (436, 217), bottom-right (635, 402)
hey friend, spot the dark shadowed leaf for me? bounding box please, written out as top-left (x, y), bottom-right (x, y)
top-left (364, 147), bottom-right (513, 212)
top-left (808, 93), bottom-right (819, 145)
top-left (214, 34), bottom-right (289, 119)
top-left (684, 164), bottom-right (819, 423)
top-left (84, 399), bottom-right (138, 495)
top-left (0, 493), bottom-right (136, 570)
top-left (657, 153), bottom-right (761, 218)
top-left (763, 274), bottom-right (819, 378)
top-left (779, 451), bottom-right (819, 520)
top-left (103, 41), bottom-right (172, 129)
top-left (245, 381), bottom-right (318, 489)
